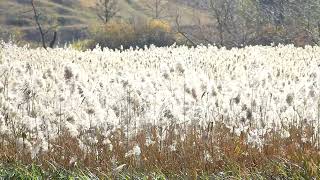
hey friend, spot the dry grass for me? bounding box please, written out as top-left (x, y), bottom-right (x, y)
top-left (1, 121), bottom-right (320, 178)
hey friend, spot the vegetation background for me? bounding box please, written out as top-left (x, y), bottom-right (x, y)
top-left (1, 0), bottom-right (320, 49)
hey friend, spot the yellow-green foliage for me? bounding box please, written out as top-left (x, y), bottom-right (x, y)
top-left (87, 21), bottom-right (135, 49)
top-left (97, 21), bottom-right (135, 43)
top-left (148, 19), bottom-right (171, 33)
top-left (0, 28), bottom-right (26, 46)
top-left (71, 39), bottom-right (93, 51)
top-left (86, 19), bottom-right (177, 50)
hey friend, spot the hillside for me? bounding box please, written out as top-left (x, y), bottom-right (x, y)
top-left (0, 0), bottom-right (211, 44)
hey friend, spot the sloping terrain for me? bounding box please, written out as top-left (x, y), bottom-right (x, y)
top-left (0, 0), bottom-right (211, 44)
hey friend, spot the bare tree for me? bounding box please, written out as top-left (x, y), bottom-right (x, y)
top-left (291, 0), bottom-right (320, 45)
top-left (31, 0), bottom-right (57, 49)
top-left (145, 0), bottom-right (320, 47)
top-left (145, 0), bottom-right (168, 19)
top-left (168, 0), bottom-right (260, 47)
top-left (174, 12), bottom-right (196, 46)
top-left (256, 0), bottom-right (320, 45)
top-left (96, 0), bottom-right (118, 24)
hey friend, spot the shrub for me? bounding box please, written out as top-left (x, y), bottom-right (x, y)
top-left (139, 19), bottom-right (176, 47)
top-left (87, 21), bottom-right (135, 49)
top-left (71, 39), bottom-right (92, 51)
top-left (0, 28), bottom-right (27, 46)
top-left (86, 19), bottom-right (178, 50)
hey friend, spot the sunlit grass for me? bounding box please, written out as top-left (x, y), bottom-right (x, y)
top-left (1, 123), bottom-right (320, 179)
top-left (1, 43), bottom-right (320, 178)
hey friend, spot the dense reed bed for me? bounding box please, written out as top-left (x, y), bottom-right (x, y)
top-left (1, 42), bottom-right (320, 178)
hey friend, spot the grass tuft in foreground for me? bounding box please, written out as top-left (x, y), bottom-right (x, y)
top-left (1, 122), bottom-right (320, 179)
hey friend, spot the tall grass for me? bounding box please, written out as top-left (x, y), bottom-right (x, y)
top-left (1, 43), bottom-right (320, 178)
top-left (1, 122), bottom-right (320, 179)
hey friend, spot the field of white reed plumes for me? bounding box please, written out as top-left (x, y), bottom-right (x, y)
top-left (1, 42), bottom-right (320, 178)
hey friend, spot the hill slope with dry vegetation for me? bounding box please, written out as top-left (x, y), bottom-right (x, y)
top-left (0, 0), bottom-right (210, 44)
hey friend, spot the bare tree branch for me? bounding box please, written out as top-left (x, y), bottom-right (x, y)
top-left (145, 0), bottom-right (168, 19)
top-left (96, 0), bottom-right (118, 24)
top-left (49, 31), bottom-right (57, 48)
top-left (31, 0), bottom-right (46, 49)
top-left (175, 14), bottom-right (196, 46)
top-left (30, 0), bottom-right (58, 49)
